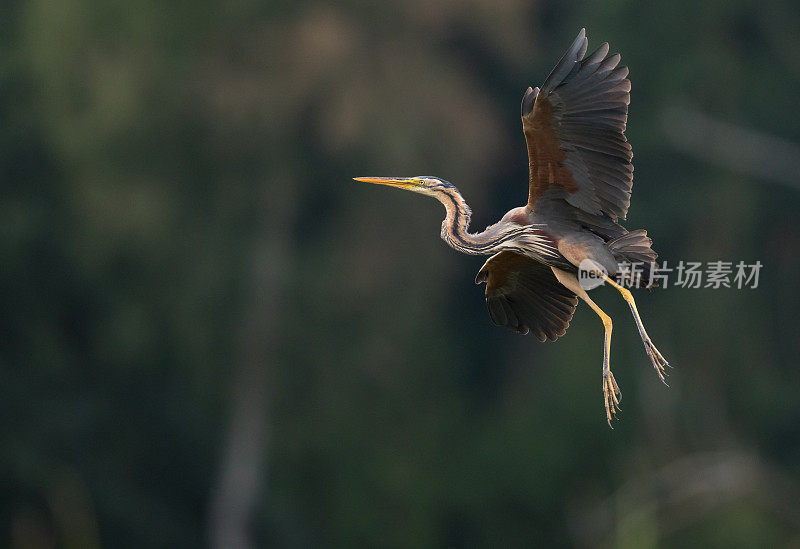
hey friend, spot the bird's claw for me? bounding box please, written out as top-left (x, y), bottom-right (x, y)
top-left (643, 338), bottom-right (671, 386)
top-left (603, 370), bottom-right (621, 427)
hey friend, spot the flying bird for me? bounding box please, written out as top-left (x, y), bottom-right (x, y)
top-left (355, 29), bottom-right (669, 425)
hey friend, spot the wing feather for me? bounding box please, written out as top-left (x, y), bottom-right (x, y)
top-left (522, 29), bottom-right (634, 220)
top-left (475, 252), bottom-right (578, 342)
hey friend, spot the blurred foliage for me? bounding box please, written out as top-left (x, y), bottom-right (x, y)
top-left (2, 0), bottom-right (800, 547)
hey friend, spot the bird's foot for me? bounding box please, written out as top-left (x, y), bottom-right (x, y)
top-left (643, 338), bottom-right (670, 386)
top-left (603, 370), bottom-right (621, 427)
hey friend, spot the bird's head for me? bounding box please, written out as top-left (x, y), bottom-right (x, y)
top-left (353, 176), bottom-right (454, 197)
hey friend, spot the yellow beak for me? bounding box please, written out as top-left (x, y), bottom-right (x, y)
top-left (353, 177), bottom-right (423, 190)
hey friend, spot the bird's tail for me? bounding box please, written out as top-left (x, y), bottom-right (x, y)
top-left (607, 229), bottom-right (659, 288)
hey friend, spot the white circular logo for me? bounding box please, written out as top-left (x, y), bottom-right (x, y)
top-left (578, 259), bottom-right (608, 290)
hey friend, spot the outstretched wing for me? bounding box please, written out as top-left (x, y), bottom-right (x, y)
top-left (522, 28), bottom-right (633, 220)
top-left (475, 251), bottom-right (578, 341)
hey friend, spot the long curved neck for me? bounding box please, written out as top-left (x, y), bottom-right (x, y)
top-left (435, 186), bottom-right (517, 255)
top-left (434, 185), bottom-right (559, 258)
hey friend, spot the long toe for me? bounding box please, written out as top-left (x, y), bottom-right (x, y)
top-left (603, 372), bottom-right (622, 427)
top-left (644, 339), bottom-right (670, 385)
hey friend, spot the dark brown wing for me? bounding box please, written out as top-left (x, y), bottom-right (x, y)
top-left (522, 28), bottom-right (633, 220)
top-left (475, 251), bottom-right (578, 342)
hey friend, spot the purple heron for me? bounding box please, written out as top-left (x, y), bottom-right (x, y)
top-left (355, 29), bottom-right (669, 425)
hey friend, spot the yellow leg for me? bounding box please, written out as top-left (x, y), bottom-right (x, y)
top-left (552, 268), bottom-right (621, 426)
top-left (604, 275), bottom-right (671, 384)
top-left (584, 295), bottom-right (621, 425)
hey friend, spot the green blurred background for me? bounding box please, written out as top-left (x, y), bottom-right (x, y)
top-left (3, 0), bottom-right (800, 547)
